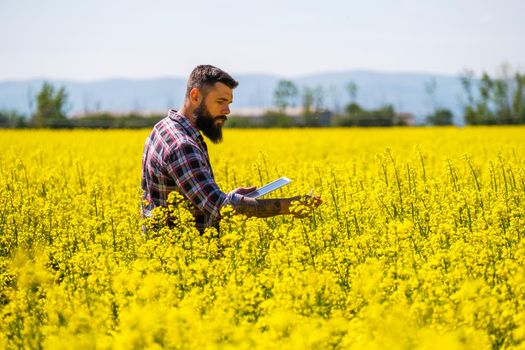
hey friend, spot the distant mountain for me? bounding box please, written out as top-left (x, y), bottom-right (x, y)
top-left (0, 70), bottom-right (467, 124)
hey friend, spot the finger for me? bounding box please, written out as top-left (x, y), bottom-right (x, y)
top-left (241, 186), bottom-right (257, 194)
top-left (234, 186), bottom-right (257, 194)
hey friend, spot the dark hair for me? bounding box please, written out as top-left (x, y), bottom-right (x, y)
top-left (186, 65), bottom-right (238, 96)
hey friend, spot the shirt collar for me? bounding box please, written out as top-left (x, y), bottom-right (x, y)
top-left (168, 109), bottom-right (201, 141)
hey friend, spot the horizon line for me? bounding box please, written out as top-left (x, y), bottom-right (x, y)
top-left (0, 68), bottom-right (468, 83)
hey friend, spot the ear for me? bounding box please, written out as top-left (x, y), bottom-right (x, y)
top-left (189, 87), bottom-right (203, 105)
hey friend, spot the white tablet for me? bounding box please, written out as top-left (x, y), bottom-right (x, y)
top-left (245, 177), bottom-right (292, 198)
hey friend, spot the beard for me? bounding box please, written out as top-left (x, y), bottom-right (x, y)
top-left (194, 101), bottom-right (226, 144)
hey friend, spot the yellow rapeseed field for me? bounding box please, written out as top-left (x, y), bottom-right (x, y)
top-left (1, 127), bottom-right (524, 349)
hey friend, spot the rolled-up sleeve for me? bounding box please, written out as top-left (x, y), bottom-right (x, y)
top-left (165, 141), bottom-right (238, 226)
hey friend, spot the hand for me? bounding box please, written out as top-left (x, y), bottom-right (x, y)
top-left (231, 186), bottom-right (258, 207)
top-left (300, 194), bottom-right (323, 210)
top-left (306, 194), bottom-right (323, 208)
top-left (289, 194), bottom-right (323, 218)
top-left (231, 186), bottom-right (256, 196)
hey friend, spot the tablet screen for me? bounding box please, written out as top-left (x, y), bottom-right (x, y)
top-left (245, 177), bottom-right (292, 198)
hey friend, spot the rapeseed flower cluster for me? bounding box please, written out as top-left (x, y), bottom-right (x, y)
top-left (0, 127), bottom-right (524, 349)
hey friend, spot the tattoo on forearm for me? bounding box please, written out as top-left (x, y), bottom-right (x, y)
top-left (235, 198), bottom-right (284, 218)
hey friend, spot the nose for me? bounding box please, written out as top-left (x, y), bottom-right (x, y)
top-left (223, 106), bottom-right (230, 116)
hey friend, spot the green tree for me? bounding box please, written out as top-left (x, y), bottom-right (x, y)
top-left (328, 84), bottom-right (343, 114)
top-left (460, 69), bottom-right (475, 107)
top-left (0, 109), bottom-right (27, 128)
top-left (274, 80), bottom-right (298, 114)
top-left (426, 108), bottom-right (453, 126)
top-left (261, 110), bottom-right (294, 128)
top-left (301, 86), bottom-right (315, 116)
top-left (490, 64), bottom-right (513, 123)
top-left (460, 70), bottom-right (477, 124)
top-left (461, 65), bottom-right (525, 125)
top-left (301, 85), bottom-right (328, 127)
top-left (312, 85), bottom-right (324, 112)
top-left (346, 81), bottom-right (358, 104)
top-left (493, 78), bottom-right (512, 123)
top-left (339, 103), bottom-right (396, 127)
top-left (33, 82), bottom-right (70, 128)
top-left (345, 102), bottom-right (363, 115)
top-left (477, 73), bottom-right (494, 124)
top-left (512, 72), bottom-right (525, 122)
top-left (424, 77), bottom-right (454, 125)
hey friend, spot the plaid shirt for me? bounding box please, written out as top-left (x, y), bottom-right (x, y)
top-left (141, 110), bottom-right (239, 231)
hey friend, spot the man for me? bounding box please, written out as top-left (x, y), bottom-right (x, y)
top-left (141, 65), bottom-right (321, 232)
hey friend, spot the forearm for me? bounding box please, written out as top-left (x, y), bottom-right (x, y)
top-left (234, 196), bottom-right (300, 218)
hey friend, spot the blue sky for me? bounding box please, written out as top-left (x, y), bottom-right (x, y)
top-left (1, 0), bottom-right (524, 80)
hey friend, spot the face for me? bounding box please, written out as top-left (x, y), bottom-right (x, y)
top-left (193, 82), bottom-right (233, 144)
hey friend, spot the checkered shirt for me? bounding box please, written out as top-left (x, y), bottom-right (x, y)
top-left (141, 110), bottom-right (240, 231)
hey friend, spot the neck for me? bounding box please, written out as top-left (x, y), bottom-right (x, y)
top-left (178, 102), bottom-right (196, 127)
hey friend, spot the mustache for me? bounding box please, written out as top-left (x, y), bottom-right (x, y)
top-left (215, 116), bottom-right (227, 122)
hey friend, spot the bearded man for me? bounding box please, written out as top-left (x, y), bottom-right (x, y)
top-left (141, 65), bottom-right (321, 232)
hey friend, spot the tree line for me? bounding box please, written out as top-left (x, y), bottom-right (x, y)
top-left (0, 82), bottom-right (164, 129)
top-left (460, 65), bottom-right (525, 125)
top-left (2, 65), bottom-right (524, 128)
